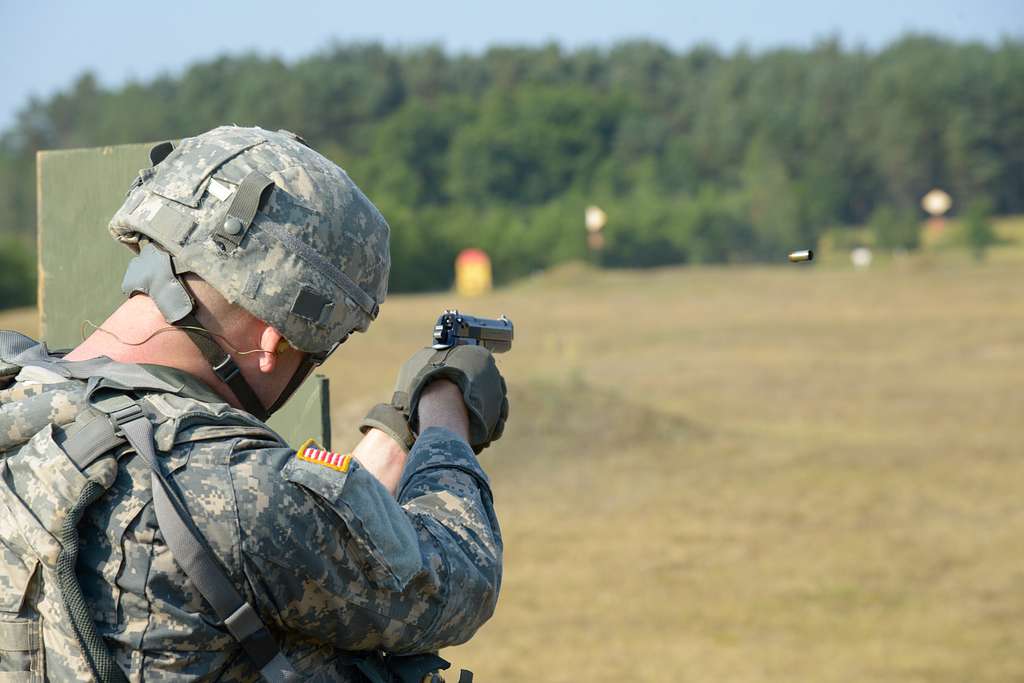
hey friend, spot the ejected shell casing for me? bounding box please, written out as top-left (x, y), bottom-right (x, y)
top-left (788, 249), bottom-right (813, 263)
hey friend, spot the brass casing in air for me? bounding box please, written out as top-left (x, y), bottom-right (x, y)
top-left (788, 250), bottom-right (813, 263)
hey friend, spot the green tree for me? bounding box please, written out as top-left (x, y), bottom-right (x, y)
top-left (362, 98), bottom-right (472, 206)
top-left (962, 198), bottom-right (997, 261)
top-left (741, 134), bottom-right (805, 258)
top-left (871, 205), bottom-right (921, 251)
top-left (446, 86), bottom-right (618, 205)
top-left (0, 235), bottom-right (36, 308)
top-left (0, 36), bottom-right (1022, 304)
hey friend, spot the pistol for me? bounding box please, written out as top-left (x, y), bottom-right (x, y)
top-left (432, 310), bottom-right (514, 354)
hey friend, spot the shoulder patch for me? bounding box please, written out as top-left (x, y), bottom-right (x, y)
top-left (297, 446), bottom-right (352, 473)
top-left (295, 437), bottom-right (323, 453)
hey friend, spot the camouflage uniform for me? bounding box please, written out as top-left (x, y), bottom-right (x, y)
top-left (0, 126), bottom-right (503, 681)
top-left (0, 348), bottom-right (502, 681)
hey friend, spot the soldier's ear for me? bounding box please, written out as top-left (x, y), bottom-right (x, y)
top-left (257, 325), bottom-right (286, 374)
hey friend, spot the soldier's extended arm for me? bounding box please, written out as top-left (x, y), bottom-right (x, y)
top-left (230, 345), bottom-right (507, 654)
top-left (351, 379), bottom-right (469, 496)
top-left (229, 424), bottom-right (501, 653)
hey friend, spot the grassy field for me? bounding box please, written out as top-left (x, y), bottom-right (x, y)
top-left (2, 248), bottom-right (1021, 681)
top-left (818, 214), bottom-right (1024, 268)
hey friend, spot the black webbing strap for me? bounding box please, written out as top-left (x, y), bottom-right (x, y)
top-left (174, 312), bottom-right (269, 421)
top-left (93, 397), bottom-right (298, 682)
top-left (172, 307), bottom-right (315, 419)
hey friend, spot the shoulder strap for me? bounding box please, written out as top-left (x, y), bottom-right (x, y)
top-left (78, 390), bottom-right (300, 682)
top-left (0, 330), bottom-right (37, 382)
top-left (0, 330), bottom-right (37, 361)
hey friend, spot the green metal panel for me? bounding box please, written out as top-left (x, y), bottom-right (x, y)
top-left (36, 142), bottom-right (330, 448)
top-left (37, 144), bottom-right (144, 343)
top-left (272, 374), bottom-right (332, 450)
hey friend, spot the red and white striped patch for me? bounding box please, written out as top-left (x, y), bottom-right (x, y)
top-left (297, 447), bottom-right (352, 473)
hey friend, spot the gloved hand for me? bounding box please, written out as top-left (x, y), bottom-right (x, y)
top-left (393, 345), bottom-right (509, 454)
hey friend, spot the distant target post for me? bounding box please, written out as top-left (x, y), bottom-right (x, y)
top-left (455, 248), bottom-right (493, 297)
top-left (921, 188), bottom-right (953, 237)
top-left (585, 205), bottom-right (607, 251)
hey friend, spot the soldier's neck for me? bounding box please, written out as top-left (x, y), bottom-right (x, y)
top-left (65, 296), bottom-right (242, 407)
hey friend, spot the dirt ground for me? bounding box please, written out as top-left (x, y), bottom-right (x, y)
top-left (3, 252), bottom-right (1021, 682)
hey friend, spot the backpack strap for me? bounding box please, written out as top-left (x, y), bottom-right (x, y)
top-left (56, 463), bottom-right (129, 683)
top-left (77, 387), bottom-right (300, 682)
top-left (0, 330), bottom-right (37, 361)
top-left (0, 330), bottom-right (38, 383)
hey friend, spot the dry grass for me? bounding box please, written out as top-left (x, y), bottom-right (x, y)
top-left (0, 307), bottom-right (39, 338)
top-left (2, 252), bottom-right (1020, 682)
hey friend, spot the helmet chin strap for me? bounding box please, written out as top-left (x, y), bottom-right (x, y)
top-left (265, 355), bottom-right (317, 415)
top-left (174, 308), bottom-right (328, 421)
top-left (172, 310), bottom-right (271, 421)
top-left (121, 242), bottom-right (310, 421)
top-left (173, 285), bottom-right (334, 421)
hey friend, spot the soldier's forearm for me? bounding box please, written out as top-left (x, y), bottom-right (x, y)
top-left (352, 428), bottom-right (408, 496)
top-left (416, 379), bottom-right (470, 442)
top-left (352, 380), bottom-right (469, 496)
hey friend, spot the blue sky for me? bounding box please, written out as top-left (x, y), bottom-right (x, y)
top-left (1, 0), bottom-right (1021, 131)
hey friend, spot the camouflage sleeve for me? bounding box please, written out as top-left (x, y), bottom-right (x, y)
top-left (230, 426), bottom-right (502, 654)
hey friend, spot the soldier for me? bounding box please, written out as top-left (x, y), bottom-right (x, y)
top-left (0, 126), bottom-right (508, 682)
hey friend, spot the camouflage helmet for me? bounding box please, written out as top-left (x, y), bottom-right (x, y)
top-left (109, 125), bottom-right (390, 357)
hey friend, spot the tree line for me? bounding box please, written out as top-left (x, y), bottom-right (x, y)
top-left (0, 35), bottom-right (1021, 303)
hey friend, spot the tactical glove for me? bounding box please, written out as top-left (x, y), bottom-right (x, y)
top-left (358, 402), bottom-right (416, 453)
top-left (393, 345), bottom-right (509, 454)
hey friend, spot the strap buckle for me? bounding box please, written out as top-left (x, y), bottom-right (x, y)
top-left (109, 402), bottom-right (145, 428)
top-left (212, 356), bottom-right (241, 383)
top-left (223, 603), bottom-right (282, 674)
top-left (224, 603), bottom-right (264, 641)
